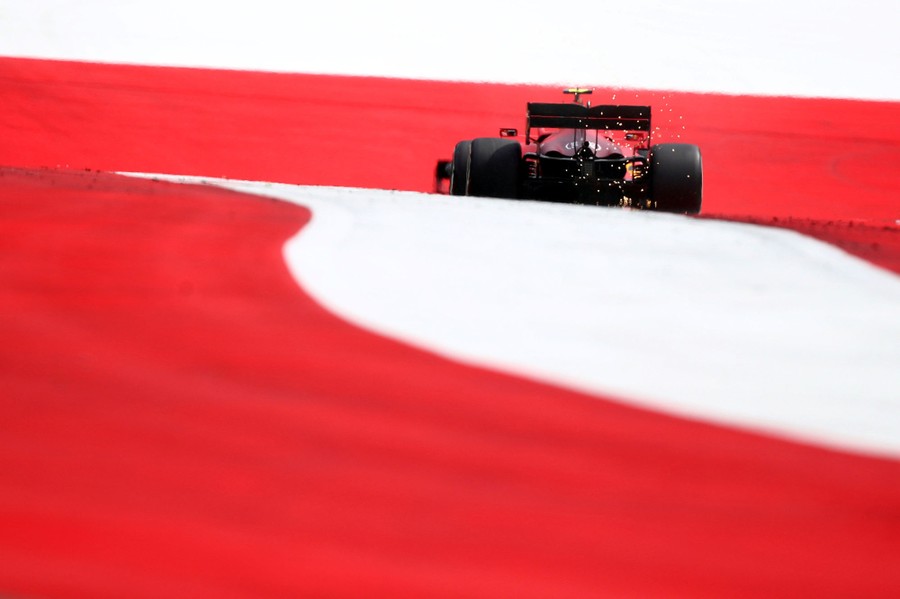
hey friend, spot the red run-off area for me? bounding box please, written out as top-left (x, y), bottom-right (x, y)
top-left (1, 57), bottom-right (899, 597)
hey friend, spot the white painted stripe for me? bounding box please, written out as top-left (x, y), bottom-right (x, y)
top-left (138, 174), bottom-right (900, 458)
top-left (2, 0), bottom-right (898, 100)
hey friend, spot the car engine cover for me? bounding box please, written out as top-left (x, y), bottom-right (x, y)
top-left (539, 129), bottom-right (623, 158)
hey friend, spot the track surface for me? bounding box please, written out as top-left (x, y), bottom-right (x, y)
top-left (3, 57), bottom-right (898, 270)
top-left (1, 58), bottom-right (899, 597)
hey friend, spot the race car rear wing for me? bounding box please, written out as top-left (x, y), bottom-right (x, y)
top-left (527, 103), bottom-right (651, 132)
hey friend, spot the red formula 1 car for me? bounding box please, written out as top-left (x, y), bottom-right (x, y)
top-left (435, 88), bottom-right (702, 214)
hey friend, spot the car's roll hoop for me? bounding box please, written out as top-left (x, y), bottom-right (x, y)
top-left (563, 87), bottom-right (592, 103)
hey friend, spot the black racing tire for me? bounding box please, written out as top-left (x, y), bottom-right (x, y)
top-left (468, 138), bottom-right (522, 199)
top-left (650, 143), bottom-right (703, 214)
top-left (449, 140), bottom-right (471, 196)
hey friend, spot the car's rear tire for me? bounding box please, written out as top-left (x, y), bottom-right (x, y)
top-left (650, 143), bottom-right (702, 214)
top-left (449, 140), bottom-right (471, 196)
top-left (468, 138), bottom-right (521, 199)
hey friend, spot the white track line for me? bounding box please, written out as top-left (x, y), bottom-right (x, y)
top-left (136, 174), bottom-right (900, 458)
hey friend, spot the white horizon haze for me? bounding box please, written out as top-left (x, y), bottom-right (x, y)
top-left (1, 0), bottom-right (898, 100)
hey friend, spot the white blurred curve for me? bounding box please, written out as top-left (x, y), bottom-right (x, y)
top-left (143, 175), bottom-right (900, 458)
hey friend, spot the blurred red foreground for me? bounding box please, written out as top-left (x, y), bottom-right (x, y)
top-left (1, 58), bottom-right (899, 598)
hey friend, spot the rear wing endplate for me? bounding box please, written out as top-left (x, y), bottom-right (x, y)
top-left (527, 103), bottom-right (651, 132)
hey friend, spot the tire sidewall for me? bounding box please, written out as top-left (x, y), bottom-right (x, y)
top-left (650, 143), bottom-right (703, 214)
top-left (450, 140), bottom-right (472, 196)
top-left (468, 138), bottom-right (522, 199)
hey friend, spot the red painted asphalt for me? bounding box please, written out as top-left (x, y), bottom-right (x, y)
top-left (3, 56), bottom-right (897, 271)
top-left (1, 58), bottom-right (899, 597)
